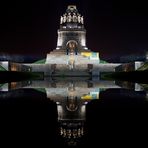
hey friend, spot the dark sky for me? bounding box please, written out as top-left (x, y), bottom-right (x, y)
top-left (0, 0), bottom-right (148, 58)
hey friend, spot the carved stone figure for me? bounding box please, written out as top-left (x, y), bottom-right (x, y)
top-left (63, 14), bottom-right (67, 23)
top-left (73, 13), bottom-right (77, 22)
top-left (60, 16), bottom-right (63, 24)
top-left (67, 13), bottom-right (72, 22)
top-left (78, 15), bottom-right (81, 23)
top-left (80, 16), bottom-right (84, 24)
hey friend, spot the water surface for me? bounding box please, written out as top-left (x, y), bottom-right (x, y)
top-left (0, 78), bottom-right (148, 147)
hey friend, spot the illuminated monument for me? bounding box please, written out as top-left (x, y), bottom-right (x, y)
top-left (45, 5), bottom-right (102, 76)
top-left (0, 5), bottom-right (120, 74)
top-left (0, 6), bottom-right (120, 145)
top-left (0, 4), bottom-right (146, 147)
top-left (45, 5), bottom-right (121, 76)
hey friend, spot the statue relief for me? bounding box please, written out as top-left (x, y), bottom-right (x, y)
top-left (67, 13), bottom-right (72, 22)
top-left (81, 16), bottom-right (84, 24)
top-left (63, 14), bottom-right (67, 23)
top-left (60, 16), bottom-right (63, 24)
top-left (78, 15), bottom-right (81, 23)
top-left (73, 13), bottom-right (77, 22)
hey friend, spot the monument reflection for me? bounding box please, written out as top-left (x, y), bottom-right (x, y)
top-left (0, 78), bottom-right (147, 146)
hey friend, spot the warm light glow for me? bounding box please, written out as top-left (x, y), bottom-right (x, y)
top-left (81, 94), bottom-right (92, 100)
top-left (81, 91), bottom-right (100, 100)
top-left (10, 82), bottom-right (17, 89)
top-left (81, 52), bottom-right (91, 57)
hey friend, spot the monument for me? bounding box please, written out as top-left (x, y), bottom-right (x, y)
top-left (45, 5), bottom-right (101, 76)
top-left (0, 4), bottom-right (147, 147)
top-left (0, 5), bottom-right (121, 75)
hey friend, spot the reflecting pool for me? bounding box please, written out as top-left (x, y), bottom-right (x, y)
top-left (0, 77), bottom-right (148, 147)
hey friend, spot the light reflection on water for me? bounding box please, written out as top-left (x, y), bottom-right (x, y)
top-left (0, 78), bottom-right (148, 147)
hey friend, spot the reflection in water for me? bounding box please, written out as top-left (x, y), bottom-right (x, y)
top-left (0, 78), bottom-right (148, 146)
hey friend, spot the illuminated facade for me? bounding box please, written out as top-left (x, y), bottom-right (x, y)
top-left (56, 5), bottom-right (88, 50)
top-left (0, 5), bottom-right (121, 75)
top-left (45, 5), bottom-right (102, 76)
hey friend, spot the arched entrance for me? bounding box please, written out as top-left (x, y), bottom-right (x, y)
top-left (66, 96), bottom-right (78, 112)
top-left (66, 40), bottom-right (78, 55)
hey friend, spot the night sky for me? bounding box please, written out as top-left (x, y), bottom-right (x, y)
top-left (0, 0), bottom-right (148, 59)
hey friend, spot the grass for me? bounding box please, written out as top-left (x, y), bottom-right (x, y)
top-left (100, 60), bottom-right (108, 64)
top-left (33, 59), bottom-right (46, 64)
top-left (137, 62), bottom-right (148, 71)
top-left (0, 65), bottom-right (7, 71)
top-left (34, 88), bottom-right (46, 93)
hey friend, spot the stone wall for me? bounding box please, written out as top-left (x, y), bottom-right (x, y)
top-left (56, 30), bottom-right (87, 50)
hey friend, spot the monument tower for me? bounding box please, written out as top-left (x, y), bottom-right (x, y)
top-left (56, 5), bottom-right (88, 51)
top-left (45, 5), bottom-right (100, 76)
